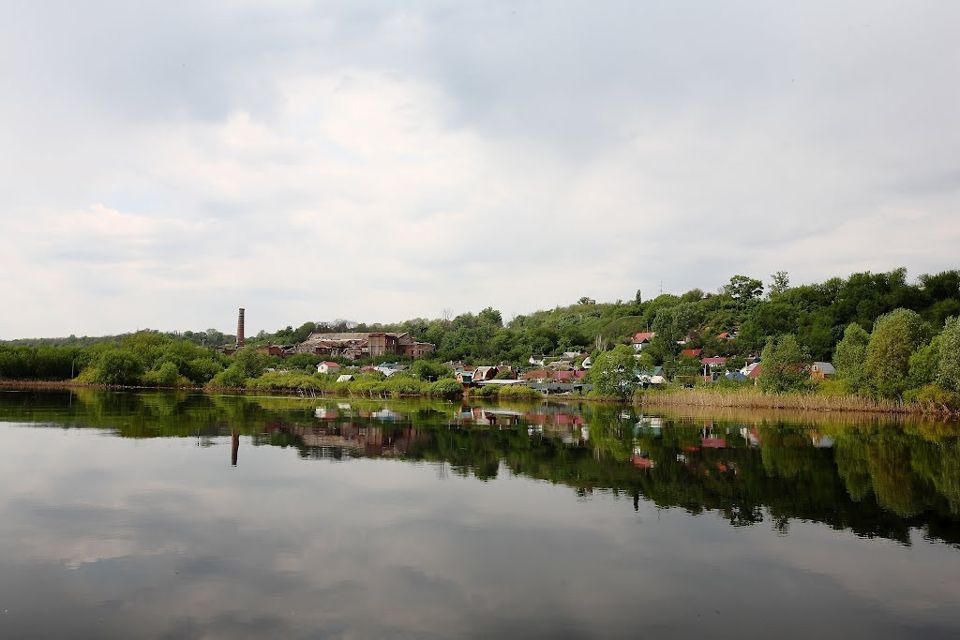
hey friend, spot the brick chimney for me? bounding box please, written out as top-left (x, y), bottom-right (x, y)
top-left (236, 308), bottom-right (245, 347)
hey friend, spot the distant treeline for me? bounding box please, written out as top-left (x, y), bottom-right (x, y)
top-left (0, 268), bottom-right (958, 407)
top-left (257, 267), bottom-right (960, 364)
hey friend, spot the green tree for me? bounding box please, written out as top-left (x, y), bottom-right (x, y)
top-left (725, 275), bottom-right (764, 301)
top-left (833, 323), bottom-right (870, 393)
top-left (589, 345), bottom-right (638, 400)
top-left (758, 335), bottom-right (810, 393)
top-left (232, 347), bottom-right (271, 378)
top-left (936, 317), bottom-right (960, 392)
top-left (412, 359), bottom-right (451, 382)
top-left (864, 309), bottom-right (927, 398)
top-left (144, 361), bottom-right (180, 387)
top-left (769, 271), bottom-right (790, 297)
top-left (908, 336), bottom-right (942, 389)
top-left (92, 349), bottom-right (145, 386)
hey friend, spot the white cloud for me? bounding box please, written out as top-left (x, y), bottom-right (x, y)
top-left (0, 1), bottom-right (958, 337)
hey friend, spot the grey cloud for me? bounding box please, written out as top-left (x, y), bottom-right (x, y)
top-left (1, 1), bottom-right (958, 336)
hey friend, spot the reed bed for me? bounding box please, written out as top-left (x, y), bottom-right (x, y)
top-left (639, 387), bottom-right (912, 415)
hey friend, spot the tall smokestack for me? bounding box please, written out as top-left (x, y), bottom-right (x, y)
top-left (237, 308), bottom-right (245, 347)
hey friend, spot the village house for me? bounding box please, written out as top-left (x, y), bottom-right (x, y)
top-left (700, 356), bottom-right (728, 380)
top-left (521, 369), bottom-right (553, 383)
top-left (811, 362), bottom-right (836, 380)
top-left (632, 332), bottom-right (656, 352)
top-left (316, 361), bottom-right (341, 375)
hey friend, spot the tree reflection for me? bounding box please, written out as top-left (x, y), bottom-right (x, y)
top-left (1, 390), bottom-right (959, 546)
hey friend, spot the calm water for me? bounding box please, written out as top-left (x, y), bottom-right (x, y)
top-left (1, 390), bottom-right (959, 639)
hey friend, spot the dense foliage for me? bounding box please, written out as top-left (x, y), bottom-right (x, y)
top-left (243, 267), bottom-right (958, 367)
top-left (0, 267), bottom-right (957, 407)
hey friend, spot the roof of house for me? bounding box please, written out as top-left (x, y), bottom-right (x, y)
top-left (717, 332), bottom-right (732, 340)
top-left (521, 369), bottom-right (551, 380)
top-left (701, 357), bottom-right (728, 365)
top-left (320, 361), bottom-right (340, 367)
top-left (813, 362), bottom-right (836, 374)
top-left (554, 370), bottom-right (575, 381)
top-left (632, 331), bottom-right (656, 343)
top-left (681, 348), bottom-right (703, 358)
top-left (748, 363), bottom-right (763, 378)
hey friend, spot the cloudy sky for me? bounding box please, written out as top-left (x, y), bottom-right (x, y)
top-left (2, 1), bottom-right (958, 338)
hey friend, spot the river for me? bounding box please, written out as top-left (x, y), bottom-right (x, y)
top-left (0, 389), bottom-right (958, 638)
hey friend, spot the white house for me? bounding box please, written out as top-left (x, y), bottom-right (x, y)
top-left (632, 332), bottom-right (656, 352)
top-left (317, 361), bottom-right (341, 375)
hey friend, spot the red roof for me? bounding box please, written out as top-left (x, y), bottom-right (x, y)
top-left (574, 369), bottom-right (587, 379)
top-left (681, 348), bottom-right (702, 358)
top-left (701, 357), bottom-right (727, 365)
top-left (701, 437), bottom-right (726, 449)
top-left (555, 371), bottom-right (575, 382)
top-left (321, 361), bottom-right (340, 367)
top-left (632, 331), bottom-right (656, 343)
top-left (748, 363), bottom-right (763, 378)
top-left (521, 369), bottom-right (550, 380)
top-left (717, 332), bottom-right (731, 340)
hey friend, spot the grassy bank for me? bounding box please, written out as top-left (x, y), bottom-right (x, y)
top-left (637, 386), bottom-right (958, 417)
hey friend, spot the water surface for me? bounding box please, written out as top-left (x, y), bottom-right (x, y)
top-left (1, 390), bottom-right (959, 639)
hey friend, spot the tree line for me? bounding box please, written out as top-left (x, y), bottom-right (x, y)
top-left (1, 267), bottom-right (958, 405)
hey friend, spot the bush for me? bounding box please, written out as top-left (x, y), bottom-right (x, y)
top-left (207, 365), bottom-right (248, 389)
top-left (904, 384), bottom-right (960, 413)
top-left (245, 371), bottom-right (325, 392)
top-left (143, 361), bottom-right (180, 387)
top-left (185, 357), bottom-right (224, 384)
top-left (346, 374), bottom-right (388, 397)
top-left (429, 378), bottom-right (464, 398)
top-left (89, 349), bottom-right (145, 386)
top-left (473, 384), bottom-right (500, 398)
top-left (411, 360), bottom-right (451, 382)
top-left (815, 377), bottom-right (850, 397)
top-left (497, 385), bottom-right (543, 400)
top-left (382, 374), bottom-right (431, 397)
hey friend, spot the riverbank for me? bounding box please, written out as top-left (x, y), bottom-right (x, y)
top-left (638, 387), bottom-right (959, 417)
top-left (3, 379), bottom-right (957, 418)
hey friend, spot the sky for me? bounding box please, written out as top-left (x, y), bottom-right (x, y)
top-left (2, 1), bottom-right (958, 339)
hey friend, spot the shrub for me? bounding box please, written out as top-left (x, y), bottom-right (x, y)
top-left (473, 384), bottom-right (500, 398)
top-left (429, 378), bottom-right (464, 398)
top-left (245, 371), bottom-right (325, 392)
top-left (185, 357), bottom-right (224, 384)
top-left (382, 374), bottom-right (430, 397)
top-left (207, 365), bottom-right (248, 389)
top-left (904, 384), bottom-right (960, 413)
top-left (411, 360), bottom-right (451, 382)
top-left (143, 361), bottom-right (180, 387)
top-left (497, 385), bottom-right (543, 400)
top-left (89, 349), bottom-right (145, 386)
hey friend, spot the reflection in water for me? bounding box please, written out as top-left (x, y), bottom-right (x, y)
top-left (0, 390), bottom-right (959, 638)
